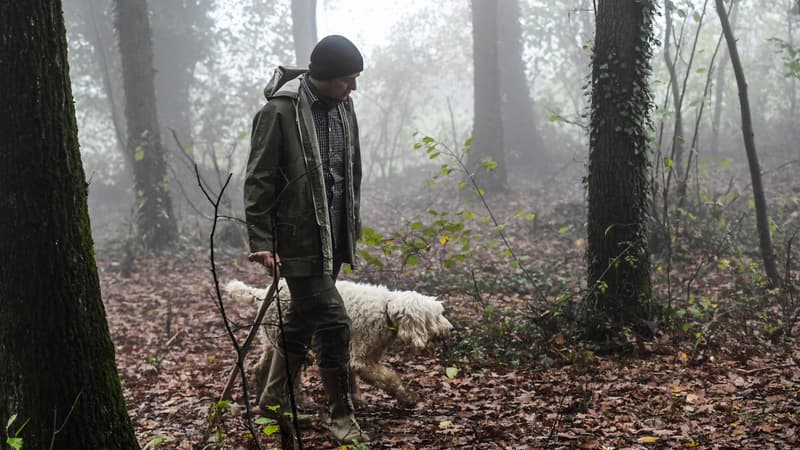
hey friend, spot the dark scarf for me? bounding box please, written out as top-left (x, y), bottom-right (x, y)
top-left (304, 76), bottom-right (341, 110)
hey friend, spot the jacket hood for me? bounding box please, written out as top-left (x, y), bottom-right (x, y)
top-left (263, 66), bottom-right (308, 100)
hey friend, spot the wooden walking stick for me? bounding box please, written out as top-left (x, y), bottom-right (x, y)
top-left (218, 265), bottom-right (280, 402)
top-left (203, 266), bottom-right (280, 445)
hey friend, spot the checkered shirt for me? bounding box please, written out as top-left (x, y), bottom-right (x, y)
top-left (301, 76), bottom-right (347, 250)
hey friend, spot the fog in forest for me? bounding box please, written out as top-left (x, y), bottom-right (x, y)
top-left (61, 0), bottom-right (798, 254)
top-left (5, 1), bottom-right (800, 447)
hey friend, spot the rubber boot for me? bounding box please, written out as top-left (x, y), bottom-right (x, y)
top-left (319, 366), bottom-right (370, 444)
top-left (258, 349), bottom-right (314, 426)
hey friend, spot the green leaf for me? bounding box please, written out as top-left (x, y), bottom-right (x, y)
top-left (134, 146), bottom-right (145, 161)
top-left (445, 367), bottom-right (459, 378)
top-left (464, 136), bottom-right (474, 148)
top-left (548, 114), bottom-right (560, 122)
top-left (144, 436), bottom-right (169, 449)
top-left (559, 226), bottom-right (569, 234)
top-left (6, 414), bottom-right (17, 432)
top-left (406, 254), bottom-right (419, 266)
top-left (719, 158), bottom-right (731, 168)
top-left (359, 250), bottom-right (384, 268)
top-left (411, 221), bottom-right (423, 231)
top-left (262, 424), bottom-right (280, 436)
top-left (7, 437), bottom-right (23, 450)
top-left (692, 11), bottom-right (701, 22)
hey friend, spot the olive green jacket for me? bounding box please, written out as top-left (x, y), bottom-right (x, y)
top-left (244, 66), bottom-right (362, 277)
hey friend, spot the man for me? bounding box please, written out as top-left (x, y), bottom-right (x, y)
top-left (244, 35), bottom-right (368, 444)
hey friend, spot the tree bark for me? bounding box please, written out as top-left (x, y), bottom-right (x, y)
top-left (715, 0), bottom-right (782, 287)
top-left (497, 0), bottom-right (543, 175)
top-left (291, 0), bottom-right (317, 66)
top-left (586, 0), bottom-right (655, 338)
top-left (115, 0), bottom-right (178, 250)
top-left (0, 2), bottom-right (140, 448)
top-left (470, 0), bottom-right (506, 193)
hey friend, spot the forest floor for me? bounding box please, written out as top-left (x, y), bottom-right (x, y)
top-left (99, 163), bottom-right (800, 449)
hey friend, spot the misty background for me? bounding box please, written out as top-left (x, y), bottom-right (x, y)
top-left (61, 0), bottom-right (798, 248)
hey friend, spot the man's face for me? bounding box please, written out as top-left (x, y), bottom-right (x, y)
top-left (317, 73), bottom-right (360, 101)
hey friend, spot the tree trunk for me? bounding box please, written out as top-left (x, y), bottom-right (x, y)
top-left (663, 1), bottom-right (685, 178)
top-left (75, 0), bottom-right (129, 164)
top-left (715, 0), bottom-right (782, 287)
top-left (0, 2), bottom-right (140, 448)
top-left (788, 1), bottom-right (797, 117)
top-left (710, 2), bottom-right (736, 156)
top-left (115, 0), bottom-right (178, 250)
top-left (470, 0), bottom-right (506, 194)
top-left (586, 0), bottom-right (656, 339)
top-left (497, 0), bottom-right (543, 176)
top-left (291, 0), bottom-right (317, 66)
top-left (151, 0), bottom-right (212, 149)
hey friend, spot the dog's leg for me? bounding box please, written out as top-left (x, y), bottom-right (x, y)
top-left (252, 340), bottom-right (273, 399)
top-left (348, 368), bottom-right (363, 408)
top-left (354, 363), bottom-right (417, 408)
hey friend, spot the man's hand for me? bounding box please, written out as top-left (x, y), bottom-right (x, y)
top-left (248, 251), bottom-right (281, 270)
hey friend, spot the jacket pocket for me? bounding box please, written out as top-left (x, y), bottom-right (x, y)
top-left (276, 213), bottom-right (320, 258)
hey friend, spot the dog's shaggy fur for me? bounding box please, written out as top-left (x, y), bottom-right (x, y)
top-left (225, 279), bottom-right (453, 408)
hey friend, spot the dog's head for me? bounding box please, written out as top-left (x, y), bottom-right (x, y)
top-left (387, 291), bottom-right (453, 349)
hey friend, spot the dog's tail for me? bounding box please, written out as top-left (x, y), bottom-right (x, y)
top-left (224, 279), bottom-right (265, 305)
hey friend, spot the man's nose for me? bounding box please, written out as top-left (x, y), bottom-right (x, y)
top-left (349, 79), bottom-right (357, 91)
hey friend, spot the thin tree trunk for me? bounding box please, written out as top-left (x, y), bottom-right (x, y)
top-left (663, 1), bottom-right (685, 178)
top-left (84, 0), bottom-right (128, 164)
top-left (469, 0), bottom-right (506, 193)
top-left (586, 0), bottom-right (656, 339)
top-left (710, 3), bottom-right (737, 156)
top-left (292, 0), bottom-right (317, 66)
top-left (151, 1), bottom-right (211, 149)
top-left (115, 0), bottom-right (178, 250)
top-left (0, 1), bottom-right (140, 448)
top-left (715, 0), bottom-right (782, 287)
top-left (788, 1), bottom-right (797, 117)
top-left (497, 0), bottom-right (542, 175)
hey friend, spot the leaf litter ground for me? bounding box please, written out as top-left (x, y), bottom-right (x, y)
top-left (101, 166), bottom-right (800, 449)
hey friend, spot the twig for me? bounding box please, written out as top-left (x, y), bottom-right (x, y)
top-left (50, 390), bottom-right (82, 450)
top-left (195, 165), bottom-right (265, 450)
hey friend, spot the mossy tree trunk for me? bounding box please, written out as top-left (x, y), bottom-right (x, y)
top-left (469, 0), bottom-right (507, 194)
top-left (291, 0), bottom-right (317, 66)
top-left (0, 1), bottom-right (140, 448)
top-left (585, 0), bottom-right (656, 339)
top-left (115, 0), bottom-right (177, 250)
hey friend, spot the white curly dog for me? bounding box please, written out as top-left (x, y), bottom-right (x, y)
top-left (225, 279), bottom-right (453, 408)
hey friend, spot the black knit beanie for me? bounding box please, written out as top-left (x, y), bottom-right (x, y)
top-left (308, 35), bottom-right (363, 81)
